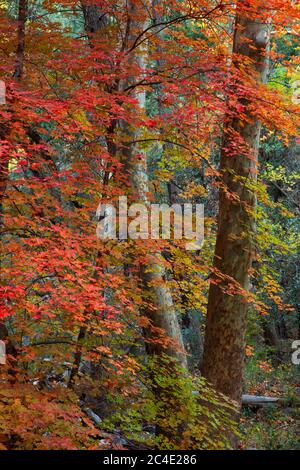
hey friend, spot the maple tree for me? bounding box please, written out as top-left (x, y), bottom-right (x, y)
top-left (0, 0), bottom-right (299, 450)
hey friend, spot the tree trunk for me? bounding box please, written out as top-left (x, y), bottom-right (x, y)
top-left (1, 0), bottom-right (28, 359)
top-left (202, 5), bottom-right (270, 403)
top-left (121, 1), bottom-right (187, 368)
top-left (262, 320), bottom-right (282, 366)
top-left (13, 0), bottom-right (28, 79)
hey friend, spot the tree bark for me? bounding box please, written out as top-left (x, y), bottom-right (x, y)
top-left (1, 0), bottom-right (28, 358)
top-left (68, 2), bottom-right (107, 388)
top-left (202, 4), bottom-right (270, 403)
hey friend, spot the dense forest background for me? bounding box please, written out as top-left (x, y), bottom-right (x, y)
top-left (0, 0), bottom-right (299, 450)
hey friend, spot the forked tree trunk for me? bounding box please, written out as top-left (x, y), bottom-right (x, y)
top-left (202, 5), bottom-right (270, 403)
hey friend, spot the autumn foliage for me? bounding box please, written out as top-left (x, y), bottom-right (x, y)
top-left (0, 0), bottom-right (299, 450)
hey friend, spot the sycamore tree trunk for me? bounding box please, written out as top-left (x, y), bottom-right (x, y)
top-left (202, 5), bottom-right (270, 403)
top-left (121, 1), bottom-right (187, 368)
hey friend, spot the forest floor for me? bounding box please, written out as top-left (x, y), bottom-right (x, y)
top-left (241, 358), bottom-right (300, 449)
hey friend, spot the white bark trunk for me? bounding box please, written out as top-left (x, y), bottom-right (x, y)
top-left (120, 1), bottom-right (187, 367)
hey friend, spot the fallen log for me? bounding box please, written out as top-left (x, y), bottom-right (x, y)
top-left (242, 394), bottom-right (283, 407)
